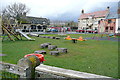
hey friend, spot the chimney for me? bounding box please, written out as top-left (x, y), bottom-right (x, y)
top-left (107, 6), bottom-right (110, 11)
top-left (118, 7), bottom-right (120, 14)
top-left (81, 9), bottom-right (84, 14)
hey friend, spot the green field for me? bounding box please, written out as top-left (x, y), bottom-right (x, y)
top-left (2, 34), bottom-right (119, 78)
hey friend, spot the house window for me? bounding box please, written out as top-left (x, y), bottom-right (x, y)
top-left (31, 25), bottom-right (36, 29)
top-left (98, 21), bottom-right (100, 24)
top-left (118, 27), bottom-right (120, 30)
top-left (24, 26), bottom-right (27, 29)
top-left (95, 27), bottom-right (97, 30)
top-left (108, 20), bottom-right (111, 23)
top-left (106, 27), bottom-right (108, 30)
top-left (37, 26), bottom-right (42, 29)
top-left (110, 27), bottom-right (113, 30)
top-left (105, 27), bottom-right (108, 32)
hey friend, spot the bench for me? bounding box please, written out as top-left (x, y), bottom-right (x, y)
top-left (50, 51), bottom-right (59, 56)
top-left (56, 48), bottom-right (67, 53)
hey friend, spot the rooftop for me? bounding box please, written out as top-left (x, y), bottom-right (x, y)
top-left (106, 12), bottom-right (118, 19)
top-left (79, 10), bottom-right (108, 19)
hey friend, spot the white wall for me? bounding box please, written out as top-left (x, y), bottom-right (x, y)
top-left (116, 19), bottom-right (120, 33)
top-left (78, 17), bottom-right (105, 30)
top-left (0, 17), bottom-right (1, 26)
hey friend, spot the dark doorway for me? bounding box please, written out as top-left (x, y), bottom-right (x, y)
top-left (105, 27), bottom-right (108, 32)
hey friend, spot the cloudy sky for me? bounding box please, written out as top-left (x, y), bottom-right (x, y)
top-left (0, 0), bottom-right (119, 22)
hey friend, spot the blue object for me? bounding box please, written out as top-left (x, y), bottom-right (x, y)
top-left (109, 33), bottom-right (114, 37)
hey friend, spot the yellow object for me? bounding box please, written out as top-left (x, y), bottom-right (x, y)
top-left (77, 36), bottom-right (86, 41)
top-left (113, 36), bottom-right (116, 37)
top-left (65, 36), bottom-right (72, 40)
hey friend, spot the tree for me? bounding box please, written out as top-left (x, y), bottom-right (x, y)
top-left (2, 2), bottom-right (30, 24)
top-left (66, 21), bottom-right (77, 27)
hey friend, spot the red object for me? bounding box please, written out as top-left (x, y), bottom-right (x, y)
top-left (72, 38), bottom-right (77, 40)
top-left (76, 29), bottom-right (85, 33)
top-left (86, 29), bottom-right (94, 33)
top-left (24, 54), bottom-right (46, 62)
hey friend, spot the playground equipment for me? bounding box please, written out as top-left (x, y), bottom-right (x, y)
top-left (16, 29), bottom-right (35, 41)
top-left (77, 36), bottom-right (87, 41)
top-left (64, 36), bottom-right (72, 40)
top-left (24, 54), bottom-right (46, 63)
top-left (1, 18), bottom-right (20, 41)
top-left (71, 38), bottom-right (77, 43)
top-left (2, 26), bottom-right (20, 41)
top-left (2, 26), bottom-right (35, 41)
top-left (2, 18), bottom-right (35, 41)
top-left (65, 36), bottom-right (86, 42)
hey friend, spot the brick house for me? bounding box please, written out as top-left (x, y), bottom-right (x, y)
top-left (98, 12), bottom-right (118, 33)
top-left (98, 2), bottom-right (120, 33)
top-left (117, 1), bottom-right (120, 33)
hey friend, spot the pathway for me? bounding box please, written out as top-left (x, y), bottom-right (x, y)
top-left (85, 37), bottom-right (119, 42)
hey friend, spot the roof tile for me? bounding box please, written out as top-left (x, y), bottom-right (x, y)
top-left (79, 10), bottom-right (108, 19)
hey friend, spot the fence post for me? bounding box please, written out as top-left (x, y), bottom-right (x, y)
top-left (17, 55), bottom-right (40, 79)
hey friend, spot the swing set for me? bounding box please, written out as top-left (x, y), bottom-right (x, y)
top-left (1, 19), bottom-right (35, 41)
top-left (1, 19), bottom-right (21, 41)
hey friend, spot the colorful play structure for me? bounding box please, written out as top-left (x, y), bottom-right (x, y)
top-left (64, 36), bottom-right (87, 41)
top-left (2, 26), bottom-right (35, 41)
top-left (24, 54), bottom-right (46, 63)
top-left (77, 36), bottom-right (87, 41)
top-left (2, 19), bottom-right (35, 41)
top-left (2, 26), bottom-right (20, 41)
top-left (16, 29), bottom-right (35, 41)
top-left (64, 36), bottom-right (72, 40)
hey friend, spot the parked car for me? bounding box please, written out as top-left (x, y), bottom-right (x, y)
top-left (46, 28), bottom-right (51, 32)
top-left (93, 30), bottom-right (98, 33)
top-left (86, 29), bottom-right (93, 33)
top-left (86, 29), bottom-right (98, 33)
top-left (50, 29), bottom-right (58, 32)
top-left (76, 29), bottom-right (85, 33)
top-left (46, 28), bottom-right (58, 32)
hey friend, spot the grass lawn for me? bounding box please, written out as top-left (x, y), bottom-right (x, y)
top-left (2, 34), bottom-right (119, 78)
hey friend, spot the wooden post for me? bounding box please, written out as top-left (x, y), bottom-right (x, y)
top-left (19, 33), bottom-right (22, 40)
top-left (2, 26), bottom-right (15, 41)
top-left (17, 55), bottom-right (40, 79)
top-left (3, 26), bottom-right (20, 40)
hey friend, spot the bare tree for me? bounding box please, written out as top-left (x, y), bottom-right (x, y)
top-left (2, 3), bottom-right (30, 24)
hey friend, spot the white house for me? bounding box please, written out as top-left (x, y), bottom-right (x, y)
top-left (78, 7), bottom-right (109, 30)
